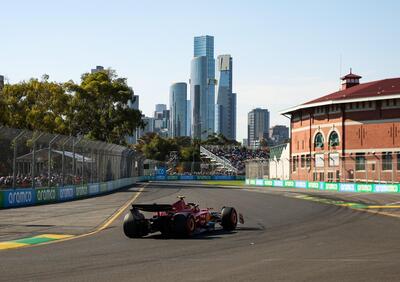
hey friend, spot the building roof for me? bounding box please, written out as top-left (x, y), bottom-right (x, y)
top-left (341, 72), bottom-right (362, 80)
top-left (280, 77), bottom-right (400, 114)
top-left (269, 142), bottom-right (289, 160)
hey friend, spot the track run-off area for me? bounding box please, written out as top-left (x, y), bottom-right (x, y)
top-left (1, 182), bottom-right (400, 282)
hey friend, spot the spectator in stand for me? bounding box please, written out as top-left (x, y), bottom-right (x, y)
top-left (206, 145), bottom-right (268, 172)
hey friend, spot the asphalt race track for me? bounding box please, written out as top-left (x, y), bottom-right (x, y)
top-left (2, 182), bottom-right (400, 282)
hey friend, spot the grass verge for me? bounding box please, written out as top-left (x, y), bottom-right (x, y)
top-left (203, 180), bottom-right (245, 186)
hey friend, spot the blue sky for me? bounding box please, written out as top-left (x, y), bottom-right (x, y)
top-left (1, 0), bottom-right (399, 141)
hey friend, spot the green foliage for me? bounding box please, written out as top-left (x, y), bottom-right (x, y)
top-left (202, 133), bottom-right (240, 146)
top-left (136, 133), bottom-right (200, 162)
top-left (0, 78), bottom-right (70, 134)
top-left (0, 69), bottom-right (143, 145)
top-left (137, 133), bottom-right (179, 161)
top-left (65, 70), bottom-right (143, 144)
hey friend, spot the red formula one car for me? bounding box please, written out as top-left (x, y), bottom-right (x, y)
top-left (123, 196), bottom-right (244, 238)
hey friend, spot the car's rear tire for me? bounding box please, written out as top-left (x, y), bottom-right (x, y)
top-left (221, 207), bottom-right (238, 231)
top-left (123, 211), bottom-right (148, 238)
top-left (173, 214), bottom-right (196, 237)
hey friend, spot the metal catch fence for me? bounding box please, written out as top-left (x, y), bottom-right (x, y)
top-left (0, 126), bottom-right (142, 189)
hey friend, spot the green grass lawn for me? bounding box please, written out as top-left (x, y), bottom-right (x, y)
top-left (203, 180), bottom-right (245, 186)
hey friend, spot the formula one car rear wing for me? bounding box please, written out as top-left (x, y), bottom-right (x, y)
top-left (131, 204), bottom-right (173, 212)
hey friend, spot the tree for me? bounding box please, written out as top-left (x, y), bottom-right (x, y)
top-left (202, 133), bottom-right (240, 146)
top-left (140, 134), bottom-right (178, 161)
top-left (0, 77), bottom-right (70, 134)
top-left (65, 69), bottom-right (143, 144)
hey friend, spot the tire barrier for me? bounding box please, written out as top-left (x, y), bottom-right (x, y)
top-left (245, 178), bottom-right (399, 193)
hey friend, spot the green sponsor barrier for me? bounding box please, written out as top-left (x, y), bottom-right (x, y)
top-left (100, 183), bottom-right (108, 193)
top-left (307, 182), bottom-right (320, 189)
top-left (75, 185), bottom-right (88, 198)
top-left (356, 184), bottom-right (374, 193)
top-left (0, 191), bottom-right (3, 208)
top-left (167, 175), bottom-right (180, 180)
top-left (325, 183), bottom-right (339, 191)
top-left (36, 187), bottom-right (57, 203)
top-left (374, 184), bottom-right (399, 193)
top-left (284, 180), bottom-right (295, 188)
top-left (244, 178), bottom-right (400, 194)
top-left (263, 179), bottom-right (273, 186)
top-left (197, 175), bottom-right (212, 180)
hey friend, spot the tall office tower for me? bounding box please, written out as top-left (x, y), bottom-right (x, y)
top-left (190, 56), bottom-right (209, 139)
top-left (193, 35), bottom-right (215, 136)
top-left (216, 55), bottom-right (236, 140)
top-left (155, 104), bottom-right (167, 115)
top-left (126, 94), bottom-right (140, 144)
top-left (0, 75), bottom-right (4, 91)
top-left (128, 94), bottom-right (139, 110)
top-left (169, 83), bottom-right (187, 137)
top-left (248, 108), bottom-right (270, 147)
top-left (186, 100), bottom-right (191, 136)
top-left (269, 125), bottom-right (289, 145)
top-left (91, 66), bottom-right (104, 74)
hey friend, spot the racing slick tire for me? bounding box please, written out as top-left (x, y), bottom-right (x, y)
top-left (173, 214), bottom-right (196, 237)
top-left (123, 211), bottom-right (149, 238)
top-left (221, 207), bottom-right (238, 231)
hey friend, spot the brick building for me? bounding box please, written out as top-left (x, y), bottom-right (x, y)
top-left (281, 71), bottom-right (400, 183)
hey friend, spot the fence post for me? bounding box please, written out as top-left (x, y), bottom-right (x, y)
top-left (31, 142), bottom-right (35, 189)
top-left (82, 150), bottom-right (85, 184)
top-left (12, 131), bottom-right (25, 188)
top-left (90, 149), bottom-right (94, 183)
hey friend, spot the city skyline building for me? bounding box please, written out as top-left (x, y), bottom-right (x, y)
top-left (169, 82), bottom-right (187, 137)
top-left (0, 75), bottom-right (4, 90)
top-left (126, 93), bottom-right (140, 144)
top-left (193, 35), bottom-right (215, 137)
top-left (269, 125), bottom-right (289, 145)
top-left (248, 108), bottom-right (270, 147)
top-left (186, 100), bottom-right (191, 136)
top-left (91, 65), bottom-right (104, 74)
top-left (154, 104), bottom-right (167, 118)
top-left (190, 56), bottom-right (210, 139)
top-left (216, 54), bottom-right (236, 140)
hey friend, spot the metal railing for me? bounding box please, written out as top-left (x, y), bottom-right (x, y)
top-left (0, 126), bottom-right (142, 189)
top-left (200, 146), bottom-right (239, 174)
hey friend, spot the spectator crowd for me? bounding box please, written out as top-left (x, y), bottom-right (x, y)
top-left (205, 146), bottom-right (268, 172)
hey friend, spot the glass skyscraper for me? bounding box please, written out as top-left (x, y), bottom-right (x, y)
top-left (190, 56), bottom-right (209, 139)
top-left (216, 54), bottom-right (236, 140)
top-left (192, 35), bottom-right (215, 139)
top-left (169, 82), bottom-right (187, 137)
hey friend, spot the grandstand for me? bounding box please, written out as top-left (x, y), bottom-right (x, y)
top-left (200, 145), bottom-right (269, 175)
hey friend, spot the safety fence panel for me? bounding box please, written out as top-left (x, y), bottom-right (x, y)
top-left (245, 178), bottom-right (400, 194)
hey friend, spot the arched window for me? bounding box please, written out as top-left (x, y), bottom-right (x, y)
top-left (314, 133), bottom-right (324, 149)
top-left (329, 131), bottom-right (339, 147)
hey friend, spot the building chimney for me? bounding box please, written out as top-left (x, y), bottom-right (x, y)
top-left (341, 68), bottom-right (361, 90)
